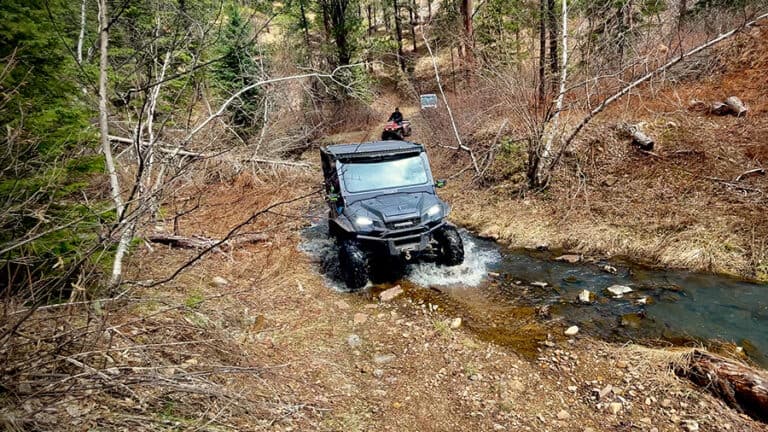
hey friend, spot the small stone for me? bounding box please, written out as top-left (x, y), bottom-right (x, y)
top-left (334, 300), bottom-right (351, 310)
top-left (598, 384), bottom-right (613, 400)
top-left (578, 289), bottom-right (593, 303)
top-left (469, 373), bottom-right (481, 381)
top-left (637, 296), bottom-right (649, 305)
top-left (373, 369), bottom-right (384, 378)
top-left (607, 285), bottom-right (632, 297)
top-left (450, 317), bottom-right (462, 329)
top-left (347, 334), bottom-right (362, 347)
top-left (379, 285), bottom-right (403, 302)
top-left (531, 281), bottom-right (548, 288)
top-left (660, 398), bottom-right (672, 408)
top-left (601, 265), bottom-right (618, 274)
top-left (488, 272), bottom-right (500, 277)
top-left (211, 276), bottom-right (229, 287)
top-left (640, 417), bottom-right (652, 424)
top-left (567, 385), bottom-right (577, 392)
top-left (373, 354), bottom-right (396, 364)
top-left (353, 313), bottom-right (368, 325)
top-left (681, 420), bottom-right (699, 431)
top-left (536, 243), bottom-right (550, 251)
top-left (608, 402), bottom-right (622, 414)
top-left (556, 254), bottom-right (581, 264)
top-left (493, 424), bottom-right (505, 431)
top-left (556, 410), bottom-right (571, 420)
top-left (564, 326), bottom-right (579, 336)
top-left (615, 360), bottom-right (629, 369)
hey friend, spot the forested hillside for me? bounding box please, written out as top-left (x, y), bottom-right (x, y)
top-left (2, 0), bottom-right (768, 430)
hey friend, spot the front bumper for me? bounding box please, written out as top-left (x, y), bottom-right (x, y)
top-left (357, 220), bottom-right (446, 256)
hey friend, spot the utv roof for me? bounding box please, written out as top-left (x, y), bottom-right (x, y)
top-left (322, 141), bottom-right (425, 161)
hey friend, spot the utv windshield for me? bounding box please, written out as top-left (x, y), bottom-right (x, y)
top-left (341, 155), bottom-right (429, 193)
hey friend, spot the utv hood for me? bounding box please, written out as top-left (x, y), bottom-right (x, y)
top-left (349, 192), bottom-right (441, 222)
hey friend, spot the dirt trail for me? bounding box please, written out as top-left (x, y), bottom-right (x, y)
top-left (111, 90), bottom-right (768, 431)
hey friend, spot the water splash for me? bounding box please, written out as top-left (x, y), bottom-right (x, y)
top-left (299, 224), bottom-right (500, 290)
top-left (406, 231), bottom-right (501, 287)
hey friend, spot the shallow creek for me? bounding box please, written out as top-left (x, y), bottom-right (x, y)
top-left (300, 223), bottom-right (768, 368)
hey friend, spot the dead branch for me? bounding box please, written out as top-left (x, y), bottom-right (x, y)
top-left (421, 30), bottom-right (480, 173)
top-left (147, 233), bottom-right (268, 250)
top-left (734, 168), bottom-right (765, 182)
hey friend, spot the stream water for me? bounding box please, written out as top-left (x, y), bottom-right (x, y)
top-left (300, 223), bottom-right (768, 368)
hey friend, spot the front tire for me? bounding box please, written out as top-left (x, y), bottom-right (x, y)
top-left (434, 226), bottom-right (464, 266)
top-left (338, 239), bottom-right (369, 290)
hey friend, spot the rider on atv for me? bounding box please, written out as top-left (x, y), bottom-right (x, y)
top-left (382, 108), bottom-right (411, 140)
top-left (388, 107), bottom-right (404, 124)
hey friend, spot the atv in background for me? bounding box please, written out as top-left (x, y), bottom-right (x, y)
top-left (320, 140), bottom-right (464, 290)
top-left (381, 120), bottom-right (412, 141)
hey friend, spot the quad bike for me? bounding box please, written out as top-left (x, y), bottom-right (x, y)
top-left (381, 120), bottom-right (412, 141)
top-left (320, 140), bottom-right (464, 290)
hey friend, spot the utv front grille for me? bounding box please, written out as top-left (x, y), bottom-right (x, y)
top-left (385, 217), bottom-right (420, 230)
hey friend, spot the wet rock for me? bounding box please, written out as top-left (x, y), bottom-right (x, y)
top-left (564, 326), bottom-right (579, 336)
top-left (334, 300), bottom-right (351, 310)
top-left (608, 402), bottom-right (622, 414)
top-left (379, 285), bottom-right (403, 302)
top-left (373, 354), bottom-right (396, 364)
top-left (531, 281), bottom-right (549, 288)
top-left (601, 265), bottom-right (618, 274)
top-left (556, 254), bottom-right (581, 264)
top-left (353, 313), bottom-right (368, 325)
top-left (607, 285), bottom-right (632, 298)
top-left (555, 254), bottom-right (581, 264)
top-left (347, 334), bottom-right (362, 348)
top-left (536, 242), bottom-right (550, 251)
top-left (681, 420), bottom-right (699, 431)
top-left (450, 317), bottom-right (462, 329)
top-left (211, 276), bottom-right (229, 287)
top-left (556, 410), bottom-right (571, 420)
top-left (488, 272), bottom-right (500, 278)
top-left (563, 275), bottom-right (581, 283)
top-left (620, 313), bottom-right (643, 329)
top-left (579, 289), bottom-right (594, 304)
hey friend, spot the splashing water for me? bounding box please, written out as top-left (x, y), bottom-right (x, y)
top-left (299, 223), bottom-right (500, 290)
top-left (407, 232), bottom-right (501, 287)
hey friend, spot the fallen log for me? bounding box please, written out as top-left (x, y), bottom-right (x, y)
top-left (674, 349), bottom-right (768, 423)
top-left (147, 233), bottom-right (268, 250)
top-left (710, 96), bottom-right (749, 117)
top-left (617, 122), bottom-right (654, 151)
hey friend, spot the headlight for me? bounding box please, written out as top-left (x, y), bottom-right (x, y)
top-left (426, 204), bottom-right (441, 217)
top-left (354, 216), bottom-right (373, 227)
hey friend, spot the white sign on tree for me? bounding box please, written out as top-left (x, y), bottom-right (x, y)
top-left (420, 94), bottom-right (438, 109)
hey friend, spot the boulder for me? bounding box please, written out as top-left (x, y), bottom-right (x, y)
top-left (607, 285), bottom-right (632, 298)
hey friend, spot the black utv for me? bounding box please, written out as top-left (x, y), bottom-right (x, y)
top-left (320, 140), bottom-right (465, 290)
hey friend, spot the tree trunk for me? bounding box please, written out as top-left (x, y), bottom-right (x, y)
top-left (367, 4), bottom-right (373, 35)
top-left (393, 0), bottom-right (406, 71)
top-left (330, 0), bottom-right (352, 66)
top-left (427, 0), bottom-right (432, 19)
top-left (98, 0), bottom-right (126, 289)
top-left (409, 0), bottom-right (417, 52)
top-left (537, 0), bottom-right (546, 107)
top-left (532, 0), bottom-right (568, 188)
top-left (675, 350), bottom-right (768, 423)
top-left (459, 0), bottom-right (474, 64)
top-left (547, 0), bottom-right (559, 86)
top-left (77, 0), bottom-right (87, 65)
top-left (300, 0), bottom-right (311, 51)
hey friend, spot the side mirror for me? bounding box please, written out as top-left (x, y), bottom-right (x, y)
top-left (435, 179), bottom-right (447, 188)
